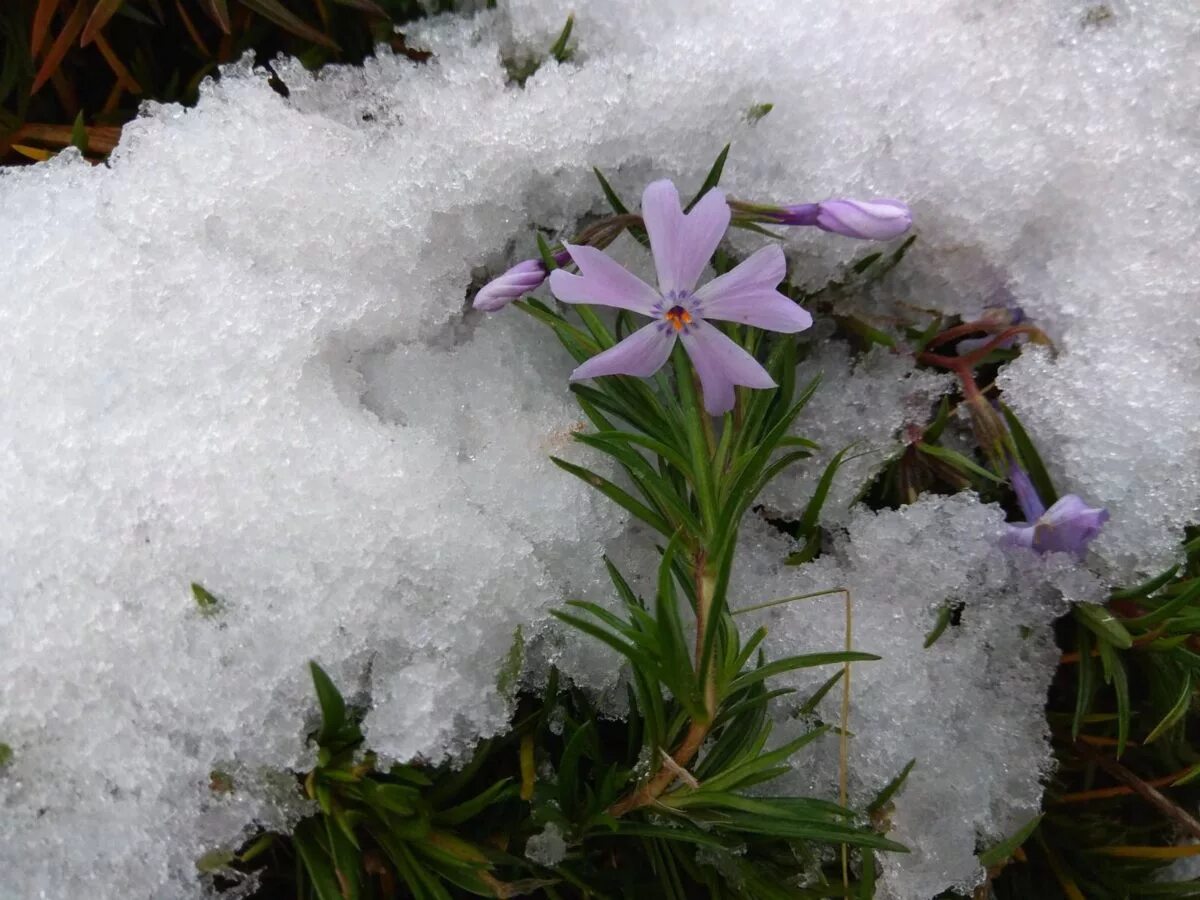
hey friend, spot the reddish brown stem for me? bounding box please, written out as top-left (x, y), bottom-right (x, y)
top-left (1074, 742), bottom-right (1200, 840)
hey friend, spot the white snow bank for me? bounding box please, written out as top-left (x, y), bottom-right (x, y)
top-left (2, 0), bottom-right (1197, 896)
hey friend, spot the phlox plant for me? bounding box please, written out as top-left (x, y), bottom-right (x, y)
top-left (214, 148), bottom-right (1196, 900)
top-left (218, 150), bottom-right (917, 899)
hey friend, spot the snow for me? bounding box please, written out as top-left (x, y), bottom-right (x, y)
top-left (2, 0), bottom-right (1197, 896)
top-left (735, 495), bottom-right (1102, 898)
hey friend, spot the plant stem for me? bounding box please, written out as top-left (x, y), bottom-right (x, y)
top-left (695, 560), bottom-right (719, 723)
top-left (607, 719), bottom-right (710, 818)
top-left (1074, 741), bottom-right (1200, 840)
top-left (608, 555), bottom-right (718, 818)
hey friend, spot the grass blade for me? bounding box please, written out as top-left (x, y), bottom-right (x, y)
top-left (80, 0), bottom-right (126, 46)
top-left (236, 0), bottom-right (339, 49)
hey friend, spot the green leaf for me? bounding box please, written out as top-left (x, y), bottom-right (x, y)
top-left (414, 849), bottom-right (497, 897)
top-left (1122, 576), bottom-right (1200, 629)
top-left (1072, 627), bottom-right (1097, 739)
top-left (369, 824), bottom-right (453, 900)
top-left (1096, 639), bottom-right (1131, 756)
top-left (1000, 403), bottom-right (1058, 504)
top-left (535, 232), bottom-right (560, 272)
top-left (496, 626), bottom-right (524, 699)
top-left (558, 720), bottom-right (595, 819)
top-left (191, 582), bottom-right (220, 613)
top-left (607, 821), bottom-right (732, 849)
top-left (549, 456), bottom-right (672, 535)
top-left (699, 725), bottom-right (830, 793)
top-left (593, 167), bottom-right (630, 216)
top-left (663, 794), bottom-right (907, 851)
top-left (924, 396), bottom-right (952, 443)
top-left (363, 782), bottom-right (421, 816)
top-left (1110, 564), bottom-right (1179, 601)
top-left (551, 610), bottom-right (655, 673)
top-left (858, 850), bottom-right (877, 900)
top-left (69, 111), bottom-right (88, 154)
top-left (236, 0), bottom-right (339, 50)
top-left (672, 348), bottom-right (719, 532)
top-left (309, 661), bottom-right (347, 745)
top-left (293, 819), bottom-right (345, 900)
top-left (916, 442), bottom-right (1002, 483)
top-left (570, 434), bottom-right (700, 535)
top-left (196, 848), bottom-right (235, 873)
top-left (923, 604), bottom-right (953, 648)
top-left (235, 833), bottom-right (275, 864)
top-left (434, 779), bottom-right (516, 826)
top-left (1143, 673), bottom-right (1191, 744)
top-left (1075, 603), bottom-right (1134, 649)
top-left (603, 555), bottom-right (643, 610)
top-left (978, 813), bottom-right (1043, 867)
top-left (549, 13), bottom-right (574, 63)
top-left (514, 300), bottom-right (597, 362)
top-left (654, 533), bottom-right (707, 720)
top-left (684, 143), bottom-right (730, 213)
top-left (0, 742), bottom-right (15, 767)
top-left (833, 313), bottom-right (896, 348)
top-left (745, 103), bottom-right (774, 123)
top-left (584, 429), bottom-right (694, 479)
top-left (797, 669), bottom-right (844, 716)
top-left (797, 446), bottom-right (850, 540)
top-left (1167, 759), bottom-right (1200, 787)
top-left (729, 651), bottom-right (880, 694)
top-left (852, 252), bottom-right (883, 274)
top-left (867, 759), bottom-right (916, 815)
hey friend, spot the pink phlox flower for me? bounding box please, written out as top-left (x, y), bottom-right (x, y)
top-left (549, 180), bottom-right (813, 415)
top-left (1005, 464), bottom-right (1109, 558)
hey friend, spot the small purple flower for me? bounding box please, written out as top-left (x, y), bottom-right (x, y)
top-left (763, 198), bottom-right (912, 240)
top-left (548, 180), bottom-right (812, 416)
top-left (1005, 465), bottom-right (1109, 558)
top-left (473, 249), bottom-right (573, 312)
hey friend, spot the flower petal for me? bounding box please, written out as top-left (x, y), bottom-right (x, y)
top-left (1004, 523), bottom-right (1037, 550)
top-left (570, 322), bottom-right (676, 381)
top-left (641, 180), bottom-right (731, 296)
top-left (693, 245), bottom-right (812, 333)
top-left (473, 258), bottom-right (548, 312)
top-left (815, 199), bottom-right (912, 240)
top-left (680, 320), bottom-right (775, 416)
top-left (1033, 495), bottom-right (1110, 557)
top-left (548, 243), bottom-right (661, 314)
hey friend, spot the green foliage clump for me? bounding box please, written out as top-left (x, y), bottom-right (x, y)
top-left (222, 656), bottom-right (902, 899)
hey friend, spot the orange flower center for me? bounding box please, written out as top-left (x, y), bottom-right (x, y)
top-left (664, 305), bottom-right (692, 331)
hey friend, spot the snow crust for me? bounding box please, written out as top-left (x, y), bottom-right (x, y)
top-left (1, 0), bottom-right (1197, 897)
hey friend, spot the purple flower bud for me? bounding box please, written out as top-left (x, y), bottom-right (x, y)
top-left (473, 258), bottom-right (550, 312)
top-left (812, 199), bottom-right (912, 241)
top-left (1005, 464), bottom-right (1109, 558)
top-left (769, 202), bottom-right (821, 226)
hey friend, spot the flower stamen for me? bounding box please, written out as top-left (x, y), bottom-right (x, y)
top-left (664, 305), bottom-right (692, 332)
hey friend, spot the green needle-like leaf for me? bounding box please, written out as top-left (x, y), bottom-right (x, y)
top-left (978, 813), bottom-right (1044, 867)
top-left (550, 456), bottom-right (672, 536)
top-left (309, 661), bottom-right (347, 745)
top-left (685, 143), bottom-right (730, 212)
